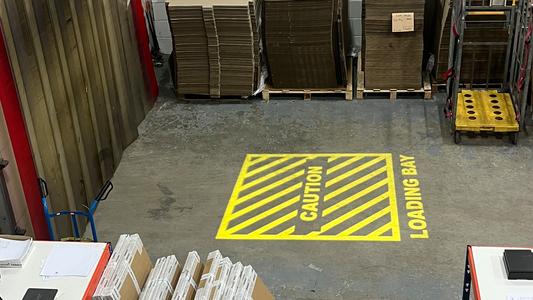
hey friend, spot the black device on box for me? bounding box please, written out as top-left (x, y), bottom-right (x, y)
top-left (21, 288), bottom-right (58, 300)
top-left (504, 249), bottom-right (533, 280)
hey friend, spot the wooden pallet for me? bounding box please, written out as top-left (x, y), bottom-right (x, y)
top-left (262, 57), bottom-right (354, 101)
top-left (176, 93), bottom-right (249, 103)
top-left (356, 52), bottom-right (432, 100)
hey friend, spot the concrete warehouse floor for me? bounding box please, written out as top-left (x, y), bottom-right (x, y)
top-left (92, 64), bottom-right (533, 300)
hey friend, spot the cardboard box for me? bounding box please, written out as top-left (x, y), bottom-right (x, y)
top-left (0, 235), bottom-right (33, 268)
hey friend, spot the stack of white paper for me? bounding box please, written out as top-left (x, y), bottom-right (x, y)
top-left (0, 237), bottom-right (33, 268)
top-left (139, 255), bottom-right (180, 300)
top-left (40, 244), bottom-right (101, 280)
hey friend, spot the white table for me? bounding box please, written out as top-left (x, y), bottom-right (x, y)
top-left (0, 241), bottom-right (110, 300)
top-left (463, 246), bottom-right (533, 300)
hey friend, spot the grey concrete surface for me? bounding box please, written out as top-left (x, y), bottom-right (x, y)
top-left (92, 64), bottom-right (533, 300)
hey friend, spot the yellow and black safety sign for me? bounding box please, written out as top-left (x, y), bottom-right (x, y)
top-left (217, 154), bottom-right (400, 241)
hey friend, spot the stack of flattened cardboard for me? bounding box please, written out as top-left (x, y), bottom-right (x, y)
top-left (434, 0), bottom-right (512, 85)
top-left (93, 234), bottom-right (153, 300)
top-left (166, 0), bottom-right (260, 97)
top-left (364, 0), bottom-right (425, 89)
top-left (263, 0), bottom-right (343, 88)
top-left (139, 256), bottom-right (181, 300)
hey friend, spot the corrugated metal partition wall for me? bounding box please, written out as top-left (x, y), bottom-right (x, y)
top-left (0, 0), bottom-right (152, 238)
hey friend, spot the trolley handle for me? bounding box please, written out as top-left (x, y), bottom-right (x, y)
top-left (467, 11), bottom-right (505, 16)
top-left (96, 181), bottom-right (113, 202)
top-left (38, 178), bottom-right (48, 198)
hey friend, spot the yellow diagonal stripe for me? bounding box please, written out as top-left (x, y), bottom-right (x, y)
top-left (326, 157), bottom-right (385, 187)
top-left (276, 226), bottom-right (296, 237)
top-left (244, 157), bottom-right (293, 178)
top-left (367, 223), bottom-right (393, 238)
top-left (248, 210), bottom-right (298, 236)
top-left (225, 196), bottom-right (300, 235)
top-left (229, 183), bottom-right (302, 220)
top-left (240, 158), bottom-right (307, 191)
top-left (248, 155), bottom-right (272, 167)
top-left (328, 155), bottom-right (342, 163)
top-left (320, 192), bottom-right (389, 232)
top-left (323, 178), bottom-right (388, 216)
top-left (337, 206), bottom-right (392, 237)
top-left (326, 156), bottom-right (364, 175)
top-left (324, 165), bottom-right (387, 201)
top-left (236, 170), bottom-right (305, 204)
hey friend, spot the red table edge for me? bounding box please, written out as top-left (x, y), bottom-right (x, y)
top-left (83, 243), bottom-right (112, 300)
top-left (468, 246), bottom-right (482, 300)
top-left (468, 245), bottom-right (533, 300)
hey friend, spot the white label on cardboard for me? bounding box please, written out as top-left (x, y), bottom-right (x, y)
top-left (392, 13), bottom-right (415, 32)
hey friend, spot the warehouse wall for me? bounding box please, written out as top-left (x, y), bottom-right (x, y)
top-left (0, 0), bottom-right (151, 239)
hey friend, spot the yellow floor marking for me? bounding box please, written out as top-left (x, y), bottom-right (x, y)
top-left (337, 206), bottom-right (392, 237)
top-left (324, 165), bottom-right (388, 202)
top-left (225, 195), bottom-right (301, 235)
top-left (328, 155), bottom-right (342, 163)
top-left (326, 156), bottom-right (385, 187)
top-left (367, 223), bottom-right (393, 238)
top-left (240, 158), bottom-right (308, 191)
top-left (217, 154), bottom-right (401, 241)
top-left (277, 226), bottom-right (296, 237)
top-left (235, 170), bottom-right (305, 205)
top-left (248, 210), bottom-right (299, 236)
top-left (229, 183), bottom-right (303, 221)
top-left (320, 192), bottom-right (389, 232)
top-left (244, 157), bottom-right (293, 178)
top-left (248, 155), bottom-right (271, 167)
top-left (323, 178), bottom-right (389, 216)
top-left (326, 156), bottom-right (364, 175)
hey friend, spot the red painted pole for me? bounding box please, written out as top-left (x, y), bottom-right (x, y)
top-left (131, 0), bottom-right (159, 104)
